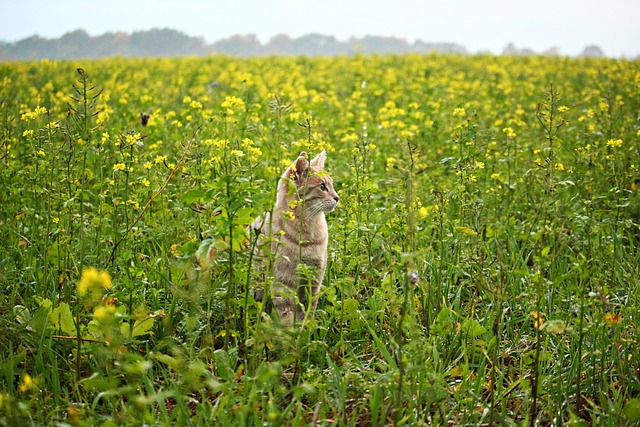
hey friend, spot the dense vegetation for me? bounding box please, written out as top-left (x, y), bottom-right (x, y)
top-left (1, 54), bottom-right (639, 426)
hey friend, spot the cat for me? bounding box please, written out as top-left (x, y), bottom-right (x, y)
top-left (251, 150), bottom-right (339, 324)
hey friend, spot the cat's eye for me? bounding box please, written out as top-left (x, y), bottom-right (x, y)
top-left (319, 183), bottom-right (327, 191)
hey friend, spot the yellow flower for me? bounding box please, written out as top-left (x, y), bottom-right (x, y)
top-left (170, 243), bottom-right (179, 257)
top-left (93, 305), bottom-right (117, 324)
top-left (475, 161), bottom-right (485, 169)
top-left (21, 106), bottom-right (47, 121)
top-left (558, 105), bottom-right (570, 113)
top-left (124, 132), bottom-right (142, 146)
top-left (18, 373), bottom-right (34, 393)
top-left (555, 163), bottom-right (565, 171)
top-left (386, 157), bottom-right (397, 169)
top-left (530, 311), bottom-right (545, 330)
top-left (606, 138), bottom-right (623, 148)
top-left (454, 226), bottom-right (478, 236)
top-left (502, 127), bottom-right (516, 138)
top-left (213, 139), bottom-right (229, 149)
top-left (453, 108), bottom-right (466, 117)
top-left (141, 178), bottom-right (150, 187)
top-left (112, 163), bottom-right (126, 172)
top-left (603, 312), bottom-right (621, 325)
top-left (221, 96), bottom-right (245, 114)
top-left (340, 133), bottom-right (359, 143)
top-left (77, 267), bottom-right (112, 296)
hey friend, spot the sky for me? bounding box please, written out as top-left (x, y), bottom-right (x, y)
top-left (1, 0), bottom-right (639, 57)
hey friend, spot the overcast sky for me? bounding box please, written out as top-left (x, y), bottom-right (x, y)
top-left (1, 0), bottom-right (639, 57)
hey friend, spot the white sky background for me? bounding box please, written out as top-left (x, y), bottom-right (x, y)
top-left (1, 0), bottom-right (639, 57)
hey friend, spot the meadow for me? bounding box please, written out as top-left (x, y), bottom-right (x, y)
top-left (0, 54), bottom-right (639, 426)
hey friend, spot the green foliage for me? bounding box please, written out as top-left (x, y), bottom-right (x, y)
top-left (0, 54), bottom-right (639, 426)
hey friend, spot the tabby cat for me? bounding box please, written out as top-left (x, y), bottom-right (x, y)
top-left (251, 150), bottom-right (339, 324)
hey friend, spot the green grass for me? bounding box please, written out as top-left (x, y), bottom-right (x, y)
top-left (1, 54), bottom-right (639, 426)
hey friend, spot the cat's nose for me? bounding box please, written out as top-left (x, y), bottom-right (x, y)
top-left (333, 194), bottom-right (339, 203)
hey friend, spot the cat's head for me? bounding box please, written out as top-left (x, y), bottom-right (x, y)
top-left (282, 150), bottom-right (339, 215)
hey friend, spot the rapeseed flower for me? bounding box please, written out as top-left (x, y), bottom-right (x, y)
top-left (502, 127), bottom-right (517, 138)
top-left (221, 96), bottom-right (245, 115)
top-left (77, 267), bottom-right (112, 297)
top-left (93, 304), bottom-right (117, 324)
top-left (21, 106), bottom-right (47, 121)
top-left (18, 373), bottom-right (35, 393)
top-left (606, 138), bottom-right (623, 148)
top-left (530, 311), bottom-right (545, 330)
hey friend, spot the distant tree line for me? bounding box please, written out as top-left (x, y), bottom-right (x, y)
top-left (0, 28), bottom-right (608, 60)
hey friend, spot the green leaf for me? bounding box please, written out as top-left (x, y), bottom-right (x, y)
top-left (544, 319), bottom-right (567, 334)
top-left (28, 300), bottom-right (51, 333)
top-left (131, 317), bottom-right (154, 338)
top-left (182, 189), bottom-right (207, 203)
top-left (343, 298), bottom-right (359, 315)
top-left (362, 316), bottom-right (397, 370)
top-left (14, 305), bottom-right (31, 326)
top-left (214, 349), bottom-right (234, 381)
top-left (623, 398), bottom-right (640, 421)
top-left (179, 239), bottom-right (200, 257)
top-left (153, 352), bottom-right (186, 372)
top-left (120, 317), bottom-right (154, 339)
top-left (50, 302), bottom-right (77, 335)
top-left (432, 307), bottom-right (458, 338)
top-left (46, 242), bottom-right (60, 259)
top-left (80, 372), bottom-right (119, 392)
top-left (460, 318), bottom-right (487, 339)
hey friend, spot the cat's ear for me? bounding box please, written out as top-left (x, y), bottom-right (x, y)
top-left (292, 152), bottom-right (310, 184)
top-left (310, 150), bottom-right (327, 170)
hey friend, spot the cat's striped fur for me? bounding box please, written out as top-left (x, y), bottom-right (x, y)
top-left (252, 150), bottom-right (339, 324)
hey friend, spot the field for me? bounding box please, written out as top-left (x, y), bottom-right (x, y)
top-left (1, 54), bottom-right (639, 426)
